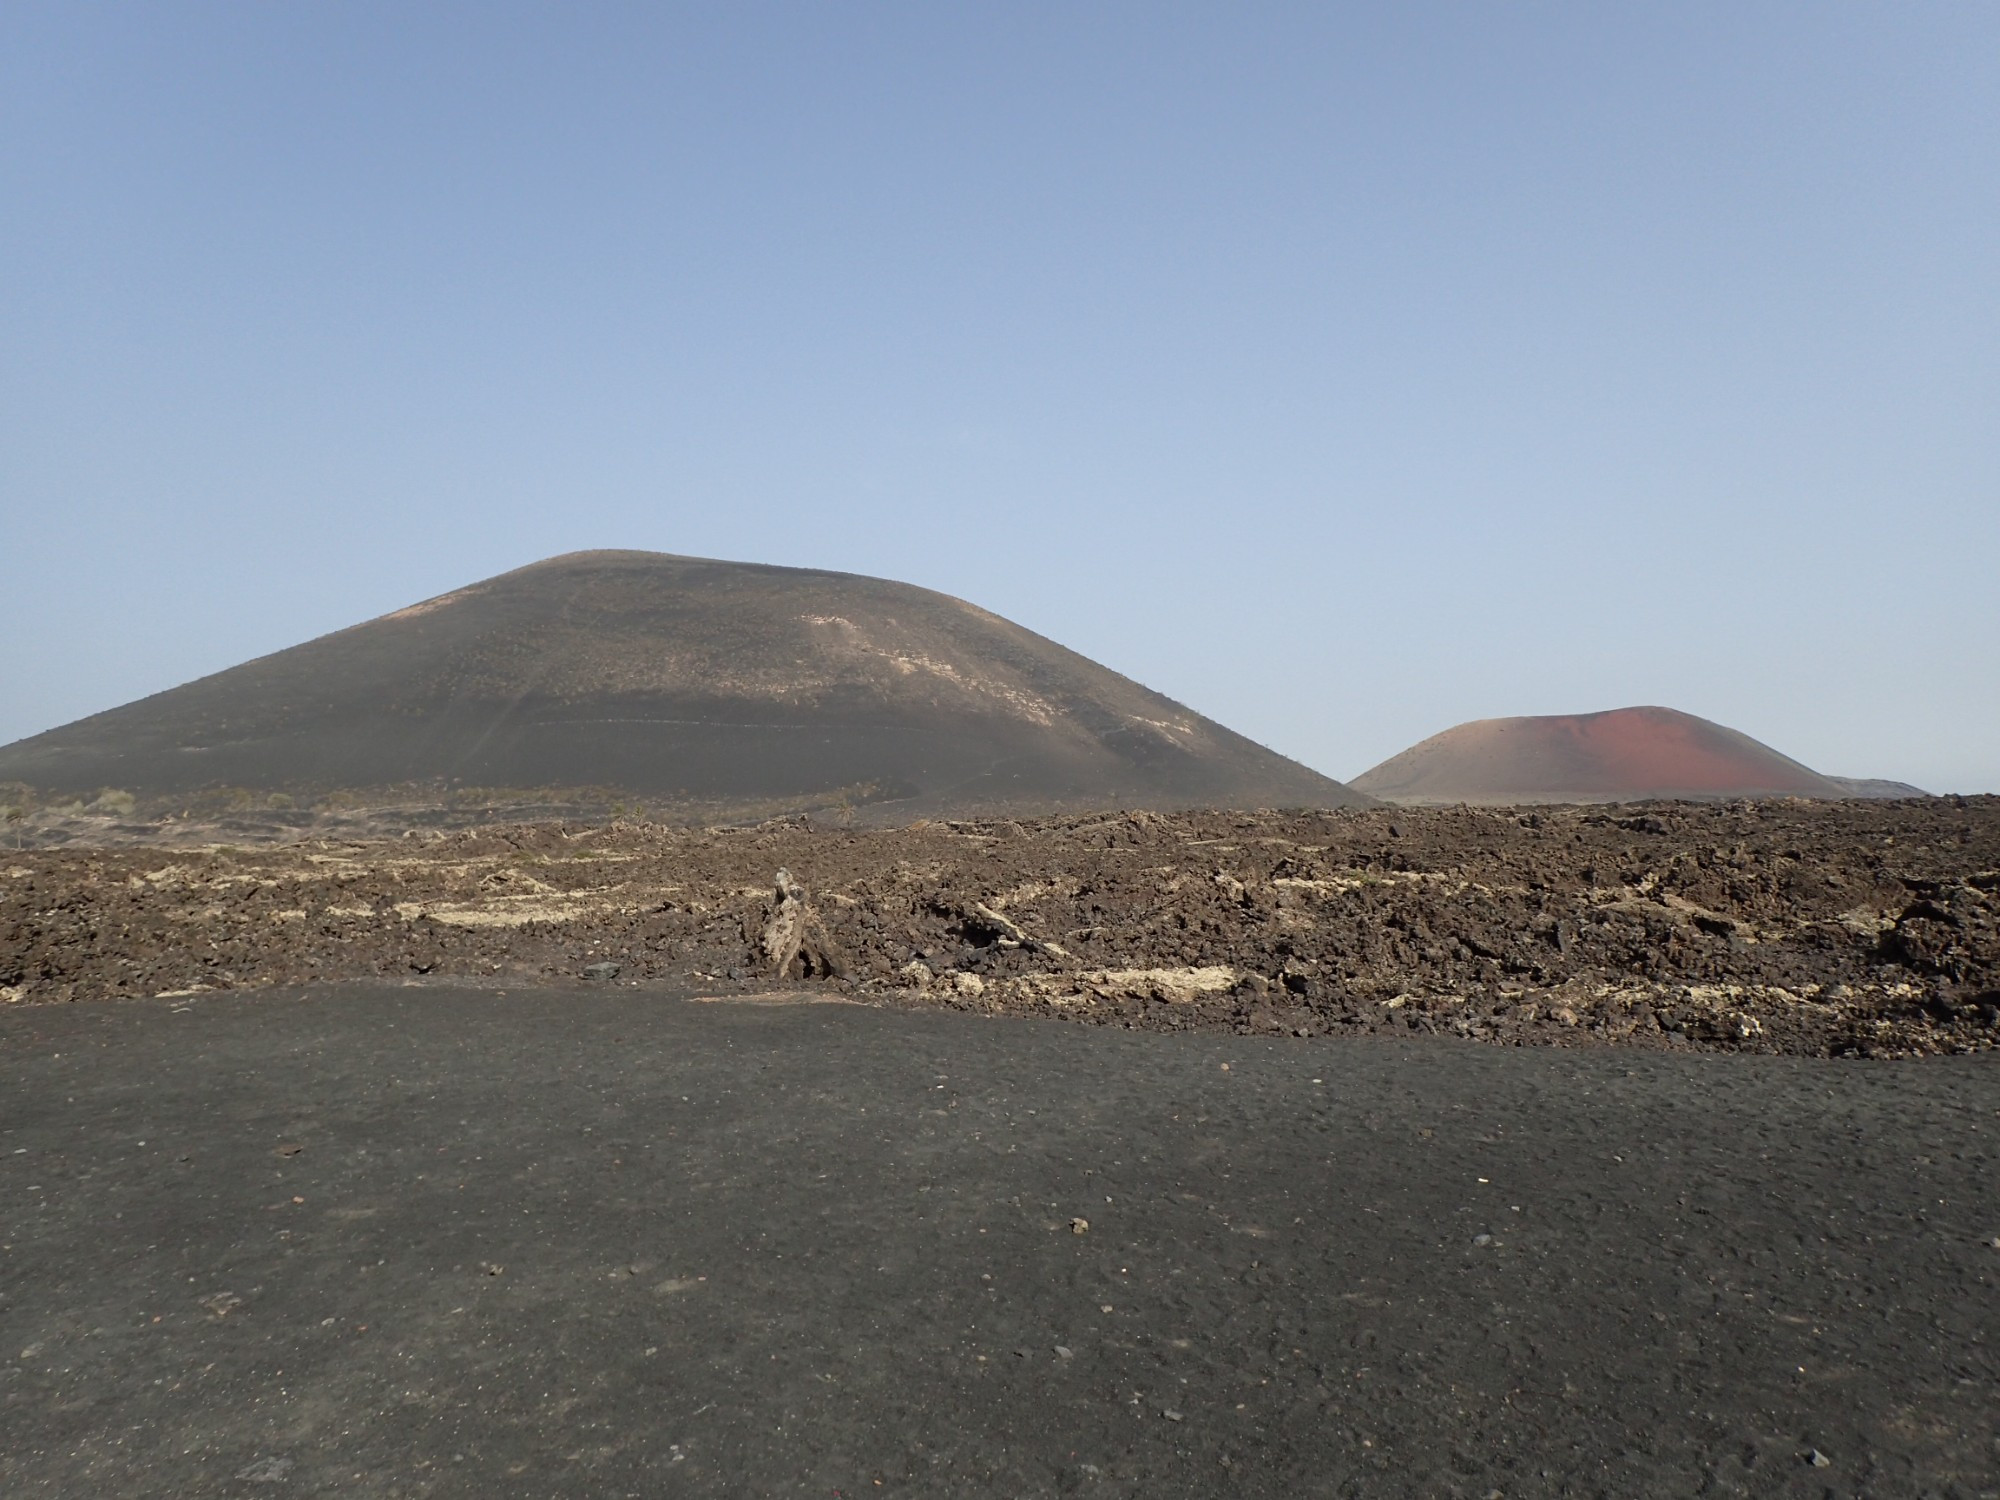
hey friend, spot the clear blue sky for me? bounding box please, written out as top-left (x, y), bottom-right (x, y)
top-left (4, 3), bottom-right (1995, 792)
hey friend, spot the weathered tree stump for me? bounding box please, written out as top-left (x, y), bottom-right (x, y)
top-left (759, 868), bottom-right (845, 980)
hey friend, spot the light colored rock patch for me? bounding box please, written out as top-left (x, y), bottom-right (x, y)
top-left (1838, 908), bottom-right (1895, 937)
top-left (393, 894), bottom-right (628, 928)
top-left (898, 963), bottom-right (989, 997)
top-left (986, 876), bottom-right (1075, 910)
top-left (800, 615), bottom-right (1057, 725)
top-left (478, 868), bottom-right (557, 895)
top-left (1019, 966), bottom-right (1239, 1005)
top-left (884, 650), bottom-right (1056, 724)
top-left (1271, 872), bottom-right (1443, 896)
top-left (132, 865), bottom-right (289, 894)
top-left (133, 864), bottom-right (199, 889)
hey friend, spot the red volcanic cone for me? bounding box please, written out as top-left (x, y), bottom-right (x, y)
top-left (1351, 706), bottom-right (1846, 806)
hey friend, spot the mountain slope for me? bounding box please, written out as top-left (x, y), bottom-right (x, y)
top-left (0, 550), bottom-right (1367, 820)
top-left (1823, 776), bottom-right (1931, 800)
top-left (1350, 706), bottom-right (1849, 806)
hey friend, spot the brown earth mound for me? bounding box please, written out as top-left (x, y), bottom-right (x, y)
top-left (6, 796), bottom-right (1995, 1058)
top-left (0, 551), bottom-right (1364, 823)
top-left (1352, 705), bottom-right (1853, 805)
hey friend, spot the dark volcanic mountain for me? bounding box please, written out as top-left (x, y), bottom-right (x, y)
top-left (1351, 706), bottom-right (1856, 806)
top-left (0, 551), bottom-right (1367, 820)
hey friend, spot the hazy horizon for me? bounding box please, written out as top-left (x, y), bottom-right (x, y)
top-left (4, 4), bottom-right (1995, 792)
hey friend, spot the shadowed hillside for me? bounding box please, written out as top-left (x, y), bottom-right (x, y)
top-left (0, 551), bottom-right (1367, 822)
top-left (1351, 706), bottom-right (1858, 806)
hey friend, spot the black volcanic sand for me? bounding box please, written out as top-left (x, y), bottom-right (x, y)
top-left (6, 798), bottom-right (1998, 1057)
top-left (3, 986), bottom-right (1998, 1499)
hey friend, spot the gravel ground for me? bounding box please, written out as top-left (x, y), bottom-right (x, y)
top-left (3, 985), bottom-right (1997, 1498)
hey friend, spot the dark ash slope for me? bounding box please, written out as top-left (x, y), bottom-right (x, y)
top-left (0, 551), bottom-right (1366, 821)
